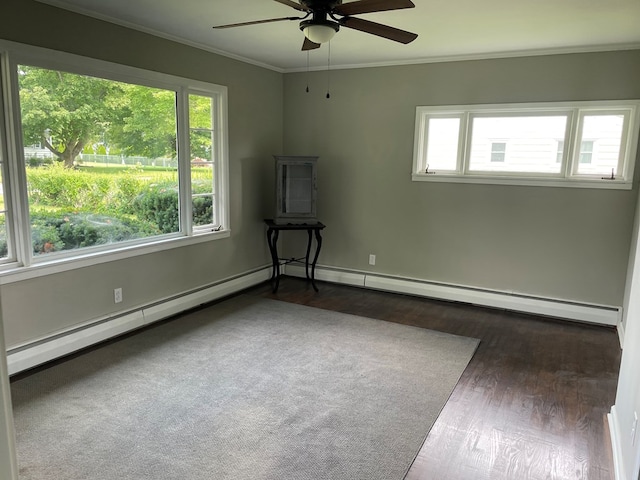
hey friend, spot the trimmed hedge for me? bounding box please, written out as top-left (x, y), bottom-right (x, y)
top-left (130, 187), bottom-right (180, 234)
top-left (130, 185), bottom-right (214, 233)
top-left (0, 166), bottom-right (216, 256)
top-left (29, 213), bottom-right (161, 254)
top-left (27, 163), bottom-right (148, 215)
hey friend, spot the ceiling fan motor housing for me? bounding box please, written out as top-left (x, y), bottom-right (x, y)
top-left (299, 0), bottom-right (341, 42)
top-left (300, 0), bottom-right (343, 11)
top-left (300, 19), bottom-right (340, 33)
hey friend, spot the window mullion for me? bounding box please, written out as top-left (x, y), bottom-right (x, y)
top-left (460, 113), bottom-right (471, 175)
top-left (569, 110), bottom-right (586, 178)
top-left (176, 88), bottom-right (192, 236)
top-left (215, 91), bottom-right (229, 229)
top-left (561, 110), bottom-right (578, 179)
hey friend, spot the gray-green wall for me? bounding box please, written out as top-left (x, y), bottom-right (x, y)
top-left (283, 51), bottom-right (640, 306)
top-left (0, 0), bottom-right (282, 347)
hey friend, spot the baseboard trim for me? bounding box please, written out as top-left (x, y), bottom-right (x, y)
top-left (617, 321), bottom-right (626, 349)
top-left (285, 264), bottom-right (620, 326)
top-left (608, 406), bottom-right (627, 480)
top-left (7, 267), bottom-right (271, 376)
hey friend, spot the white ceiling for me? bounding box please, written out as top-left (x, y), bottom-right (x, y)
top-left (38, 0), bottom-right (640, 72)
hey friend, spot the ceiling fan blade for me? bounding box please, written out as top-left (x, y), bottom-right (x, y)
top-left (339, 17), bottom-right (417, 44)
top-left (273, 0), bottom-right (310, 12)
top-left (302, 37), bottom-right (321, 51)
top-left (334, 0), bottom-right (415, 16)
top-left (213, 16), bottom-right (299, 29)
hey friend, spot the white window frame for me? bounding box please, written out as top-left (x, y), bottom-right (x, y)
top-left (0, 40), bottom-right (229, 282)
top-left (412, 101), bottom-right (640, 189)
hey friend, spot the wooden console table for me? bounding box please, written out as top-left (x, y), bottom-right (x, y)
top-left (264, 219), bottom-right (325, 293)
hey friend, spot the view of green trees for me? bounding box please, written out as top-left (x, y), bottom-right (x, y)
top-left (1, 65), bottom-right (215, 257)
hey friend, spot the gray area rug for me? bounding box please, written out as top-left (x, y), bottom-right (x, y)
top-left (11, 295), bottom-right (479, 480)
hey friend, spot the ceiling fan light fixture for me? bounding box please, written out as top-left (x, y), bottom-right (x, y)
top-left (301, 20), bottom-right (339, 44)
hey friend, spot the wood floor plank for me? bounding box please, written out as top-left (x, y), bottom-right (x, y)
top-left (246, 277), bottom-right (619, 480)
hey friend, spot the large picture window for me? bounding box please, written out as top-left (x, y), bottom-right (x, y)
top-left (0, 44), bottom-right (228, 271)
top-left (412, 101), bottom-right (640, 188)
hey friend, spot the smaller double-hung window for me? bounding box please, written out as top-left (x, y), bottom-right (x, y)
top-left (412, 101), bottom-right (640, 188)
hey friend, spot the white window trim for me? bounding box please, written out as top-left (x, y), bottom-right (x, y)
top-left (412, 101), bottom-right (640, 189)
top-left (0, 40), bottom-right (230, 281)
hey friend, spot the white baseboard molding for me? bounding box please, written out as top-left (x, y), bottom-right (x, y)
top-left (608, 406), bottom-right (627, 480)
top-left (286, 264), bottom-right (365, 287)
top-left (285, 264), bottom-right (620, 326)
top-left (617, 321), bottom-right (626, 349)
top-left (7, 267), bottom-right (271, 376)
top-left (142, 269), bottom-right (270, 324)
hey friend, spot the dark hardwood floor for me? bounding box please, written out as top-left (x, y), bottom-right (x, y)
top-left (245, 276), bottom-right (621, 480)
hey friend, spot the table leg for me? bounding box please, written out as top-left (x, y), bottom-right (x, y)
top-left (310, 228), bottom-right (323, 292)
top-left (305, 229), bottom-right (313, 281)
top-left (266, 227), bottom-right (280, 293)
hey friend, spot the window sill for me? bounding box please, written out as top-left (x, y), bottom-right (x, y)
top-left (411, 173), bottom-right (633, 190)
top-left (0, 229), bottom-right (231, 285)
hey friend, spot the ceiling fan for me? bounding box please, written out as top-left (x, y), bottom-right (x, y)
top-left (212, 0), bottom-right (418, 51)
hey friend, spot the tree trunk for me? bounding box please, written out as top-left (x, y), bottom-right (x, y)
top-left (61, 151), bottom-right (76, 169)
top-left (45, 138), bottom-right (86, 168)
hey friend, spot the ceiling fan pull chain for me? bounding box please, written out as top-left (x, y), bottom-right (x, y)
top-left (326, 41), bottom-right (331, 99)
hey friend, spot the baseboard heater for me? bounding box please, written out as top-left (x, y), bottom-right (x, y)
top-left (6, 267), bottom-right (271, 376)
top-left (285, 264), bottom-right (621, 327)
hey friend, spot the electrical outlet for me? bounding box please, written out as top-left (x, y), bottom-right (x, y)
top-left (369, 254), bottom-right (376, 266)
top-left (114, 287), bottom-right (123, 304)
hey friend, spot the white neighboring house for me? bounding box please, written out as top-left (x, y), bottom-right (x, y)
top-left (468, 115), bottom-right (623, 175)
top-left (24, 143), bottom-right (54, 160)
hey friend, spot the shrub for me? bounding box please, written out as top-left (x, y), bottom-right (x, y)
top-left (57, 218), bottom-right (100, 249)
top-left (29, 212), bottom-right (160, 254)
top-left (131, 184), bottom-right (214, 231)
top-left (27, 163), bottom-right (113, 212)
top-left (0, 225), bottom-right (7, 257)
top-left (131, 185), bottom-right (180, 234)
top-left (114, 172), bottom-right (147, 214)
top-left (26, 164), bottom-right (177, 217)
top-left (30, 217), bottom-right (64, 254)
top-left (193, 196), bottom-right (213, 226)
top-left (23, 165), bottom-right (213, 246)
top-left (26, 157), bottom-right (54, 168)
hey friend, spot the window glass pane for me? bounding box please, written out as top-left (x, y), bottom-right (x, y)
top-left (425, 117), bottom-right (459, 171)
top-left (18, 65), bottom-right (179, 257)
top-left (189, 94), bottom-right (216, 227)
top-left (469, 116), bottom-right (567, 173)
top-left (576, 114), bottom-right (624, 176)
top-left (192, 163), bottom-right (214, 227)
top-left (189, 95), bottom-right (213, 130)
top-left (0, 212), bottom-right (6, 260)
